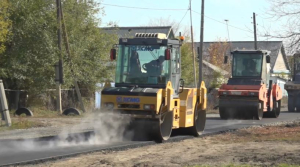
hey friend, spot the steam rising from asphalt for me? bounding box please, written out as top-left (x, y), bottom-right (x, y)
top-left (56, 112), bottom-right (132, 145)
top-left (0, 112), bottom-right (133, 153)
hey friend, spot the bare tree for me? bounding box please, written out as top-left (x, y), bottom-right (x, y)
top-left (265, 0), bottom-right (300, 53)
top-left (207, 41), bottom-right (231, 72)
top-left (206, 41), bottom-right (231, 88)
top-left (145, 16), bottom-right (191, 38)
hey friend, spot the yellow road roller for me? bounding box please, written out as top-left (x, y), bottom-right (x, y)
top-left (101, 33), bottom-right (206, 142)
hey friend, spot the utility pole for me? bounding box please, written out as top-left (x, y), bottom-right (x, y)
top-left (224, 19), bottom-right (232, 52)
top-left (198, 0), bottom-right (204, 87)
top-left (253, 12), bottom-right (257, 50)
top-left (56, 0), bottom-right (63, 114)
top-left (60, 6), bottom-right (86, 113)
top-left (189, 0), bottom-right (197, 88)
top-left (0, 80), bottom-right (11, 127)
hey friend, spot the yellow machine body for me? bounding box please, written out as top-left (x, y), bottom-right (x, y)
top-left (101, 81), bottom-right (207, 130)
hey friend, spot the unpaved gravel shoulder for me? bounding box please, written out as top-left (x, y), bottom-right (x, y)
top-left (36, 121), bottom-right (300, 167)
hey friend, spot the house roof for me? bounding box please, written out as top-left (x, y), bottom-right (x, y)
top-left (203, 60), bottom-right (229, 75)
top-left (195, 41), bottom-right (290, 71)
top-left (100, 26), bottom-right (175, 39)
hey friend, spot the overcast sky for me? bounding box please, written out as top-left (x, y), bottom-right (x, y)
top-left (96, 0), bottom-right (286, 42)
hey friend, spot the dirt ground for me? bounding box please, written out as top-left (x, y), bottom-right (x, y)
top-left (23, 121), bottom-right (300, 167)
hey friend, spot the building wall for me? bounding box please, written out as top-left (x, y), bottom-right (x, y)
top-left (273, 50), bottom-right (290, 80)
top-left (95, 83), bottom-right (115, 109)
top-left (274, 51), bottom-right (286, 71)
top-left (270, 76), bottom-right (288, 96)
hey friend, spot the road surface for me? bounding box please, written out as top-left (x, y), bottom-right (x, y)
top-left (0, 111), bottom-right (299, 166)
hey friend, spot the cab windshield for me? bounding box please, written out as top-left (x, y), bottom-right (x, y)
top-left (115, 45), bottom-right (169, 85)
top-left (232, 53), bottom-right (263, 77)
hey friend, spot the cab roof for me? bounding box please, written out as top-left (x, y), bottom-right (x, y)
top-left (231, 50), bottom-right (270, 55)
top-left (118, 37), bottom-right (181, 46)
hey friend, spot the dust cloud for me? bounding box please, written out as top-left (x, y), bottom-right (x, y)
top-left (56, 112), bottom-right (133, 146)
top-left (0, 111), bottom-right (133, 153)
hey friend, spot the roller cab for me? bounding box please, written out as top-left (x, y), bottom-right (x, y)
top-left (218, 50), bottom-right (282, 120)
top-left (285, 53), bottom-right (300, 112)
top-left (101, 33), bottom-right (207, 142)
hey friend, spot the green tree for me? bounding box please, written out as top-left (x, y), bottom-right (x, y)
top-left (59, 0), bottom-right (117, 91)
top-left (0, 0), bottom-right (11, 54)
top-left (181, 40), bottom-right (197, 87)
top-left (0, 0), bottom-right (117, 94)
top-left (210, 71), bottom-right (222, 88)
top-left (0, 0), bottom-right (57, 92)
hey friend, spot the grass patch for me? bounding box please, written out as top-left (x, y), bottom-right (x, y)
top-left (0, 117), bottom-right (47, 131)
top-left (28, 106), bottom-right (62, 117)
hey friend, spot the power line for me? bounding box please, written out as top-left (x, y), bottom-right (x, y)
top-left (170, 9), bottom-right (189, 35)
top-left (101, 3), bottom-right (187, 11)
top-left (192, 10), bottom-right (253, 34)
top-left (101, 3), bottom-right (254, 35)
top-left (178, 9), bottom-right (189, 25)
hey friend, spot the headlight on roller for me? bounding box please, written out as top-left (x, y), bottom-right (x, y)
top-left (104, 103), bottom-right (114, 109)
top-left (144, 104), bottom-right (155, 110)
